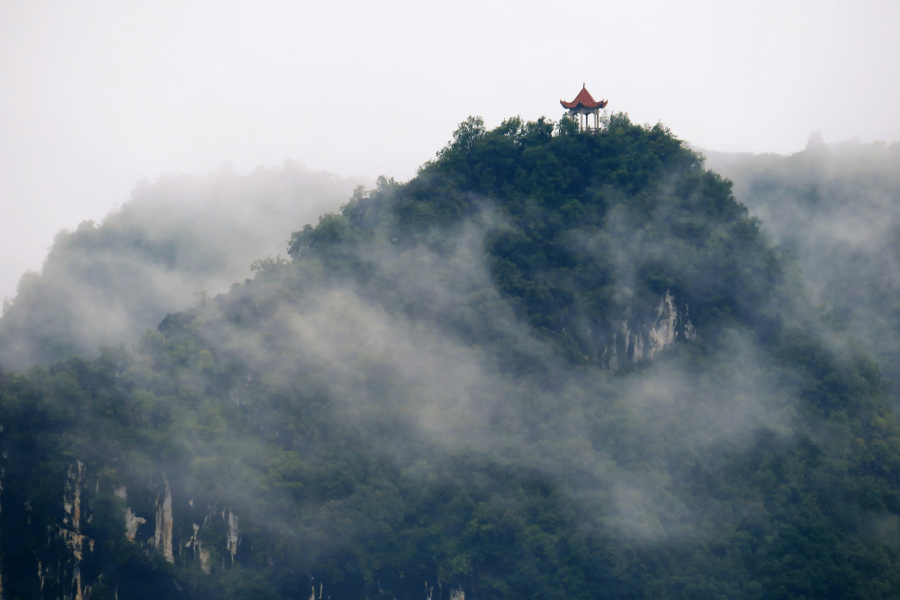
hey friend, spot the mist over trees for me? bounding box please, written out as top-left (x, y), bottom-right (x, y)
top-left (1, 116), bottom-right (900, 599)
top-left (705, 138), bottom-right (900, 407)
top-left (0, 161), bottom-right (366, 369)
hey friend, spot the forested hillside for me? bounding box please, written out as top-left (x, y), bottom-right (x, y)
top-left (2, 115), bottom-right (900, 600)
top-left (0, 161), bottom-right (365, 369)
top-left (705, 139), bottom-right (900, 409)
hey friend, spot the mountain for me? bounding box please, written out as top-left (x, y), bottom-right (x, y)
top-left (0, 161), bottom-right (366, 370)
top-left (2, 115), bottom-right (900, 600)
top-left (704, 138), bottom-right (900, 409)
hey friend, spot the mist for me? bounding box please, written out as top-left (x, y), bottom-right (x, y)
top-left (1, 115), bottom-right (898, 599)
top-left (0, 161), bottom-right (367, 369)
top-left (0, 0), bottom-right (898, 595)
top-left (704, 138), bottom-right (900, 406)
top-left (76, 190), bottom-right (802, 575)
top-left (4, 0), bottom-right (900, 319)
top-left (89, 168), bottom-right (871, 596)
top-left (191, 226), bottom-right (798, 543)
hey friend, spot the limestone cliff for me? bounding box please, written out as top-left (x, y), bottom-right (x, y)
top-left (593, 290), bottom-right (696, 369)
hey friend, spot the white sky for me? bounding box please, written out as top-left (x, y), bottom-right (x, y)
top-left (1, 0), bottom-right (899, 302)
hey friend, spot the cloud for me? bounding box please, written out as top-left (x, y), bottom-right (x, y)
top-left (704, 140), bottom-right (900, 407)
top-left (158, 207), bottom-right (800, 548)
top-left (0, 161), bottom-right (368, 369)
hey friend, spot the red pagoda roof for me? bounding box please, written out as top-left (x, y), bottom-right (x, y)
top-left (561, 85), bottom-right (608, 109)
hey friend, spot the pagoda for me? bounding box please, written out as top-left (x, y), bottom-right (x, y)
top-left (561, 84), bottom-right (608, 132)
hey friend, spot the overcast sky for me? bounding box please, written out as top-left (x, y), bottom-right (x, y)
top-left (1, 0), bottom-right (899, 302)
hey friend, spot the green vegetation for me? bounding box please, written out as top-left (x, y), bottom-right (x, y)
top-left (705, 139), bottom-right (900, 409)
top-left (0, 163), bottom-right (361, 369)
top-left (2, 116), bottom-right (900, 599)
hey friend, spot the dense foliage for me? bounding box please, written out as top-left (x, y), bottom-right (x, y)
top-left (2, 116), bottom-right (900, 599)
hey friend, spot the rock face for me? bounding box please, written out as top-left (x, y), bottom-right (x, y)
top-left (21, 461), bottom-right (97, 600)
top-left (124, 507), bottom-right (146, 542)
top-left (153, 481), bottom-right (174, 563)
top-left (596, 290), bottom-right (696, 369)
top-left (61, 462), bottom-right (89, 600)
top-left (8, 465), bottom-right (246, 598)
top-left (225, 507), bottom-right (239, 560)
top-left (308, 582), bottom-right (324, 600)
top-left (185, 522), bottom-right (211, 574)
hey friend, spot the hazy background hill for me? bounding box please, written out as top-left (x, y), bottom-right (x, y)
top-left (0, 161), bottom-right (367, 369)
top-left (704, 139), bottom-right (900, 405)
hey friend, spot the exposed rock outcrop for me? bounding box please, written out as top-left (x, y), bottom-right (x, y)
top-left (185, 522), bottom-right (211, 573)
top-left (181, 504), bottom-right (241, 573)
top-left (152, 480), bottom-right (174, 563)
top-left (596, 290), bottom-right (696, 369)
top-left (124, 507), bottom-right (146, 542)
top-left (308, 582), bottom-right (324, 600)
top-left (61, 462), bottom-right (90, 600)
top-left (225, 507), bottom-right (239, 560)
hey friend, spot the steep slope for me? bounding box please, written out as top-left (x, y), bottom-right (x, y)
top-left (2, 115), bottom-right (900, 600)
top-left (0, 161), bottom-right (366, 370)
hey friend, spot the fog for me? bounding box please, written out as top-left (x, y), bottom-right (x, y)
top-left (1, 112), bottom-right (896, 597)
top-left (1, 0), bottom-right (900, 589)
top-left (3, 0), bottom-right (900, 307)
top-left (705, 138), bottom-right (900, 407)
top-left (150, 201), bottom-right (800, 550)
top-left (0, 161), bottom-right (367, 368)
